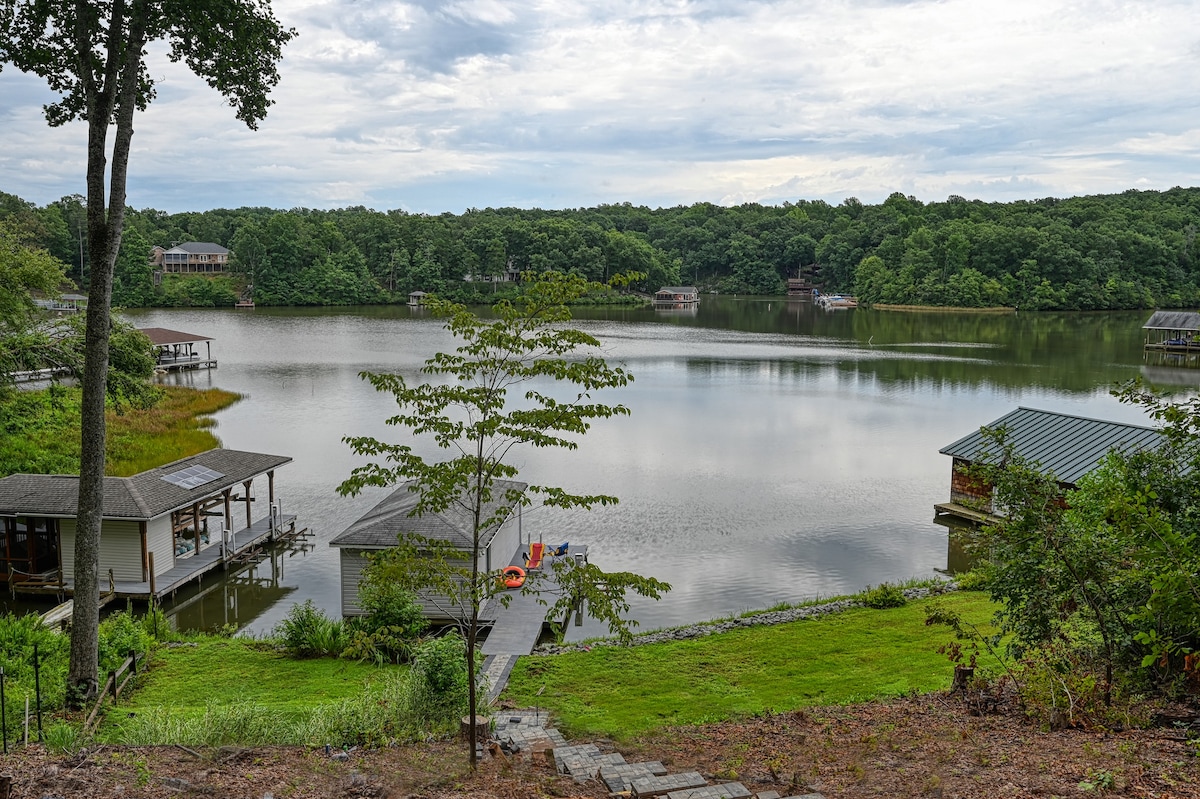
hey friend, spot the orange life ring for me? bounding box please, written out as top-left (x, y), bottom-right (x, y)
top-left (502, 565), bottom-right (526, 589)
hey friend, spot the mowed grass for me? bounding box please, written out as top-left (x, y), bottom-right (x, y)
top-left (108, 638), bottom-right (404, 723)
top-left (504, 592), bottom-right (999, 738)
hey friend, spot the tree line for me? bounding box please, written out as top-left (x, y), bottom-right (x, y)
top-left (7, 186), bottom-right (1200, 310)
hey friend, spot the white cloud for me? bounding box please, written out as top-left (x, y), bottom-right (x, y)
top-left (2, 0), bottom-right (1199, 211)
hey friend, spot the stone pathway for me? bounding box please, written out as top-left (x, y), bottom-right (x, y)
top-left (486, 709), bottom-right (825, 799)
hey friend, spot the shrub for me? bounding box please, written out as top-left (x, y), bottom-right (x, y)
top-left (860, 583), bottom-right (907, 609)
top-left (98, 610), bottom-right (156, 674)
top-left (343, 581), bottom-right (428, 664)
top-left (405, 632), bottom-right (472, 728)
top-left (275, 601), bottom-right (346, 658)
top-left (953, 567), bottom-right (991, 591)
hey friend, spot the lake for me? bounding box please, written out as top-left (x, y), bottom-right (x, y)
top-left (108, 298), bottom-right (1184, 640)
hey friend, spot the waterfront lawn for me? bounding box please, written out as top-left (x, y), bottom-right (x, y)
top-left (503, 592), bottom-right (999, 738)
top-left (97, 638), bottom-right (406, 742)
top-left (0, 385), bottom-right (239, 476)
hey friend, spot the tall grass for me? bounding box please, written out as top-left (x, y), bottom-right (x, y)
top-left (111, 670), bottom-right (455, 747)
top-left (0, 385), bottom-right (240, 477)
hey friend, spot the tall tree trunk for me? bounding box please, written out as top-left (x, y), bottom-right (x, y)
top-left (67, 2), bottom-right (143, 704)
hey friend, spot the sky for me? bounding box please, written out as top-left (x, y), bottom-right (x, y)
top-left (3, 0), bottom-right (1200, 215)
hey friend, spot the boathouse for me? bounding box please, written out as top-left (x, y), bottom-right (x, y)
top-left (653, 286), bottom-right (700, 305)
top-left (138, 327), bottom-right (217, 371)
top-left (0, 449), bottom-right (294, 601)
top-left (934, 407), bottom-right (1163, 523)
top-left (1143, 311), bottom-right (1200, 352)
top-left (329, 480), bottom-right (526, 621)
top-left (407, 290), bottom-right (429, 307)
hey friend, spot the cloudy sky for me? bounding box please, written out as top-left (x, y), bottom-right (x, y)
top-left (3, 0), bottom-right (1199, 214)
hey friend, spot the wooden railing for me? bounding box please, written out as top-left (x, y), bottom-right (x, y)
top-left (84, 650), bottom-right (146, 735)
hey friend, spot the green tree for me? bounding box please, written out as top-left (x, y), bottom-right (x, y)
top-left (0, 222), bottom-right (69, 378)
top-left (1, 0), bottom-right (295, 705)
top-left (338, 271), bottom-right (670, 767)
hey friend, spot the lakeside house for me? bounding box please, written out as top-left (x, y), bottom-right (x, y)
top-left (0, 449), bottom-right (294, 601)
top-left (653, 286), bottom-right (700, 305)
top-left (329, 480), bottom-right (527, 621)
top-left (934, 407), bottom-right (1163, 523)
top-left (152, 242), bottom-right (231, 274)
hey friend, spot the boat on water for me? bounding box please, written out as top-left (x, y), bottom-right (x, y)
top-left (816, 293), bottom-right (858, 309)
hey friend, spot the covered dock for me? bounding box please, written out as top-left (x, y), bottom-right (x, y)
top-left (139, 327), bottom-right (217, 371)
top-left (1143, 310), bottom-right (1200, 353)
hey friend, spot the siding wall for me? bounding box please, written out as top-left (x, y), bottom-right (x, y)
top-left (146, 515), bottom-right (174, 577)
top-left (338, 549), bottom-right (476, 622)
top-left (60, 518), bottom-right (144, 582)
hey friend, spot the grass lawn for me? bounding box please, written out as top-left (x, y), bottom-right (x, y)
top-left (98, 638), bottom-right (405, 738)
top-left (503, 592), bottom-right (999, 738)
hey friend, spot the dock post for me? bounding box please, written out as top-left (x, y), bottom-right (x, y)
top-left (148, 552), bottom-right (156, 598)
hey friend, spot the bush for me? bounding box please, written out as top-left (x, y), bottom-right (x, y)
top-left (344, 582), bottom-right (428, 664)
top-left (98, 610), bottom-right (156, 674)
top-left (275, 601), bottom-right (346, 658)
top-left (860, 582), bottom-right (907, 609)
top-left (405, 632), bottom-right (471, 728)
top-left (953, 567), bottom-right (991, 591)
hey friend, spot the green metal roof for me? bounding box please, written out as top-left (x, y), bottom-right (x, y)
top-left (939, 407), bottom-right (1162, 485)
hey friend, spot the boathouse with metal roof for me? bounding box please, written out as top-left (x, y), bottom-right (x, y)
top-left (934, 407), bottom-right (1163, 523)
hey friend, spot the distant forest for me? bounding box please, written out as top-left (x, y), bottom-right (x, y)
top-left (6, 186), bottom-right (1200, 310)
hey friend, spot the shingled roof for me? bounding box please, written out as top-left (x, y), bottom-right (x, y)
top-left (939, 407), bottom-right (1163, 485)
top-left (138, 327), bottom-right (212, 346)
top-left (329, 479), bottom-right (527, 551)
top-left (1143, 311), bottom-right (1200, 332)
top-left (166, 242), bottom-right (229, 255)
top-left (0, 449), bottom-right (291, 520)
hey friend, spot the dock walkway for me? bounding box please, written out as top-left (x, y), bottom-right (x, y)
top-left (481, 545), bottom-right (586, 701)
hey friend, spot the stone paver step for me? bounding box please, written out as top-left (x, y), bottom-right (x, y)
top-left (665, 782), bottom-right (751, 799)
top-left (553, 743), bottom-right (627, 780)
top-left (599, 761), bottom-right (669, 792)
top-left (631, 771), bottom-right (708, 798)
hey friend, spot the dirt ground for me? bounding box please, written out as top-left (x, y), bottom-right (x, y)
top-left (5, 694), bottom-right (1200, 798)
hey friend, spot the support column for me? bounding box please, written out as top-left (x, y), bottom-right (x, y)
top-left (244, 480), bottom-right (253, 529)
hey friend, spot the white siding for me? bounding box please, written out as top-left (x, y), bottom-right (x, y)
top-left (98, 520), bottom-right (143, 583)
top-left (339, 550), bottom-right (370, 616)
top-left (59, 518), bottom-right (76, 577)
top-left (58, 518), bottom-right (145, 582)
top-left (487, 514), bottom-right (521, 572)
top-left (339, 548), bottom-right (476, 623)
top-left (146, 515), bottom-right (174, 577)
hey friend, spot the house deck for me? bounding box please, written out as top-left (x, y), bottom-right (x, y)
top-left (15, 514), bottom-right (300, 602)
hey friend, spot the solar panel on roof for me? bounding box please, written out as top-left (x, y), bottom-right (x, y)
top-left (161, 465), bottom-right (225, 490)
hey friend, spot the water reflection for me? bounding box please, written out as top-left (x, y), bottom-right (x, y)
top-left (113, 299), bottom-right (1180, 639)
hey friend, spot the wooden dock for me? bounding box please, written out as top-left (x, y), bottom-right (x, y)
top-left (480, 545), bottom-right (587, 701)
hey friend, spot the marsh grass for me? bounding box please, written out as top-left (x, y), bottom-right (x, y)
top-left (0, 385), bottom-right (239, 476)
top-left (505, 593), bottom-right (999, 739)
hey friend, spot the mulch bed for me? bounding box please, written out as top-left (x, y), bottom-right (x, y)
top-left (4, 694), bottom-right (1200, 798)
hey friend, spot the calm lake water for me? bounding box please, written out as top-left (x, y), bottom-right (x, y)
top-left (101, 298), bottom-right (1189, 640)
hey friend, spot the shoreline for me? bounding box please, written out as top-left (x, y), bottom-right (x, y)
top-left (533, 584), bottom-right (957, 655)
